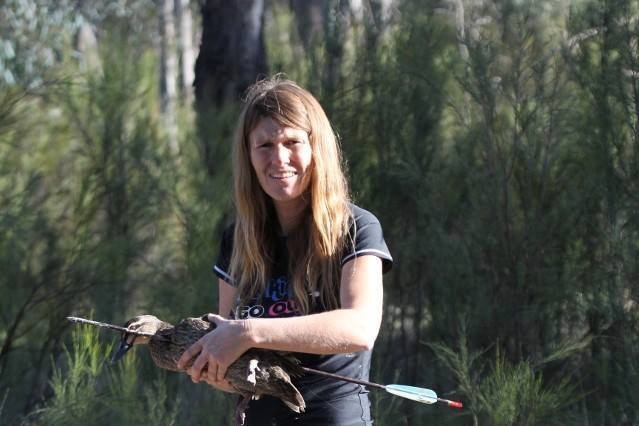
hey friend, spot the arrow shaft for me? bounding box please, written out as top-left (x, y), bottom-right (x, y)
top-left (300, 366), bottom-right (387, 390)
top-left (301, 366), bottom-right (463, 409)
top-left (66, 316), bottom-right (156, 337)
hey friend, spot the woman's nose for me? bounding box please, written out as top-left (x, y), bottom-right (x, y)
top-left (272, 144), bottom-right (290, 164)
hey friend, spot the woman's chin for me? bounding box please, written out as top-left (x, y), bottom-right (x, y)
top-left (269, 193), bottom-right (307, 208)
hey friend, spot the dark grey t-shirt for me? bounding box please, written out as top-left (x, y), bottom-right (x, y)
top-left (213, 204), bottom-right (392, 425)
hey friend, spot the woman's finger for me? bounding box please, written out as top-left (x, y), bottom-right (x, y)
top-left (216, 363), bottom-right (227, 382)
top-left (177, 341), bottom-right (202, 370)
top-left (209, 363), bottom-right (219, 384)
top-left (207, 313), bottom-right (225, 324)
top-left (189, 352), bottom-right (209, 381)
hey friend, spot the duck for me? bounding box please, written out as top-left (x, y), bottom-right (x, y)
top-left (110, 314), bottom-right (305, 424)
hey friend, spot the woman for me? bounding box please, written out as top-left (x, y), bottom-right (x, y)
top-left (178, 76), bottom-right (392, 425)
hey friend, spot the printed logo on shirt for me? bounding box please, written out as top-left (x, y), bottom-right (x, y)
top-left (235, 275), bottom-right (300, 319)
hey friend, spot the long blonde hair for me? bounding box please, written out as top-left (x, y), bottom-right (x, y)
top-left (230, 76), bottom-right (352, 314)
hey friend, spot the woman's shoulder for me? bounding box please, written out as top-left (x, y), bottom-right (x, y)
top-left (222, 222), bottom-right (235, 238)
top-left (216, 222), bottom-right (236, 265)
top-left (348, 202), bottom-right (383, 228)
top-left (344, 203), bottom-right (393, 272)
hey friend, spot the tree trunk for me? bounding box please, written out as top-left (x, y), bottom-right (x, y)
top-left (194, 0), bottom-right (266, 108)
top-left (176, 0), bottom-right (196, 104)
top-left (159, 0), bottom-right (179, 154)
top-left (73, 22), bottom-right (101, 72)
top-left (289, 0), bottom-right (325, 50)
top-left (194, 0), bottom-right (267, 177)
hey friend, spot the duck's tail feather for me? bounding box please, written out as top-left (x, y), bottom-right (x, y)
top-left (281, 385), bottom-right (306, 413)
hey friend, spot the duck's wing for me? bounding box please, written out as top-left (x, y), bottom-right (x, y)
top-left (226, 351), bottom-right (306, 413)
top-left (269, 351), bottom-right (304, 378)
top-left (169, 317), bottom-right (213, 347)
top-left (223, 348), bottom-right (304, 383)
top-left (150, 318), bottom-right (212, 371)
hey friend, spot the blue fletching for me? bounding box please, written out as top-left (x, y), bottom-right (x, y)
top-left (385, 384), bottom-right (438, 404)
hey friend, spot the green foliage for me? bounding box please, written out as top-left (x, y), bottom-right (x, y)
top-left (0, 0), bottom-right (80, 87)
top-left (430, 333), bottom-right (576, 426)
top-left (58, 33), bottom-right (175, 322)
top-left (0, 10), bottom-right (189, 424)
top-left (1, 0), bottom-right (638, 425)
top-left (479, 357), bottom-right (573, 426)
top-left (0, 388), bottom-right (9, 424)
top-left (24, 325), bottom-right (108, 425)
top-left (22, 326), bottom-right (180, 426)
top-left (142, 377), bottom-right (180, 426)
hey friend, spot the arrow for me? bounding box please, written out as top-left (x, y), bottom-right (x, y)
top-left (301, 366), bottom-right (463, 409)
top-left (67, 316), bottom-right (157, 337)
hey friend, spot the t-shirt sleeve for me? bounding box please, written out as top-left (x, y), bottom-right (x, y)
top-left (213, 224), bottom-right (235, 285)
top-left (341, 206), bottom-right (393, 274)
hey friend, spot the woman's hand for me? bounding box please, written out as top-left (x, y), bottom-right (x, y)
top-left (177, 314), bottom-right (253, 385)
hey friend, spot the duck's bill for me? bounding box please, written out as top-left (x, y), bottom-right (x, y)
top-left (110, 341), bottom-right (132, 364)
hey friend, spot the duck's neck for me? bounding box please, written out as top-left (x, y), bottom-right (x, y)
top-left (131, 335), bottom-right (152, 345)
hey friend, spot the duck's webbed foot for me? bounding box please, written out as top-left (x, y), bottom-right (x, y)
top-left (235, 394), bottom-right (252, 426)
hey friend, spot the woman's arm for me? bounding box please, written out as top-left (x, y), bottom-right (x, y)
top-left (248, 254), bottom-right (383, 352)
top-left (178, 255), bottom-right (384, 383)
top-left (218, 278), bottom-right (237, 319)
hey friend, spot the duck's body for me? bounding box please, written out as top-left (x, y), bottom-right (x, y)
top-left (112, 315), bottom-right (305, 416)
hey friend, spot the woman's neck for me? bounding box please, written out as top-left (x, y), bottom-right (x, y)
top-left (274, 199), bottom-right (309, 235)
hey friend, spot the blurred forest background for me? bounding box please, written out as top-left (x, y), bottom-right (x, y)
top-left (1, 0), bottom-right (638, 425)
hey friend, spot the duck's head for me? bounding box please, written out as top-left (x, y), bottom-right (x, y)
top-left (110, 315), bottom-right (163, 363)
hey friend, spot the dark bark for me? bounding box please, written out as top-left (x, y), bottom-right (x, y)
top-left (194, 0), bottom-right (267, 177)
top-left (194, 0), bottom-right (267, 108)
top-left (289, 0), bottom-right (325, 49)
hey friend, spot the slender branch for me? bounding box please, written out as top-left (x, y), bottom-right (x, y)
top-left (66, 316), bottom-right (156, 337)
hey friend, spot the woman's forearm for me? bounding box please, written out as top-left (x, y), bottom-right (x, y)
top-left (244, 256), bottom-right (383, 354)
top-left (245, 307), bottom-right (380, 354)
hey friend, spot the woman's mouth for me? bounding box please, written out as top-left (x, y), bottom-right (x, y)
top-left (269, 171), bottom-right (296, 180)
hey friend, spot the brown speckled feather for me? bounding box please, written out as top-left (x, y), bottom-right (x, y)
top-left (148, 317), bottom-right (211, 371)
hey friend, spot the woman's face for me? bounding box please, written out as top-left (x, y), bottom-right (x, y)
top-left (249, 116), bottom-right (313, 213)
